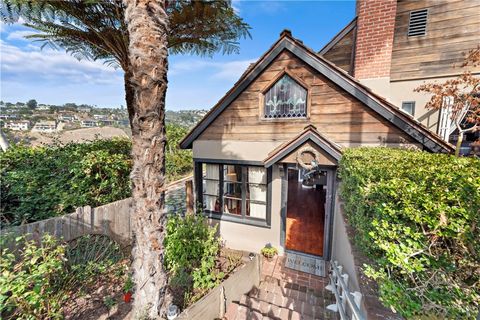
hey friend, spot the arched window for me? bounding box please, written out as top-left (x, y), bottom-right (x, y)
top-left (264, 74), bottom-right (307, 118)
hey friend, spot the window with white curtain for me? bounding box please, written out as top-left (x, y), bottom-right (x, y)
top-left (246, 167), bottom-right (267, 219)
top-left (199, 162), bottom-right (268, 224)
top-left (203, 164), bottom-right (220, 213)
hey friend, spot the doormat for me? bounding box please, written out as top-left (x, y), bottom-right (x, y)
top-left (285, 252), bottom-right (326, 277)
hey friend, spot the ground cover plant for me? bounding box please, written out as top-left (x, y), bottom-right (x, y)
top-left (338, 147), bottom-right (480, 319)
top-left (0, 234), bottom-right (130, 320)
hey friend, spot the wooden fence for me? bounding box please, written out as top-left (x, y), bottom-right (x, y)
top-left (1, 176), bottom-right (193, 248)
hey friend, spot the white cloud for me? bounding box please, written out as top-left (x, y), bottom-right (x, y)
top-left (170, 58), bottom-right (256, 82)
top-left (0, 40), bottom-right (122, 85)
top-left (6, 30), bottom-right (36, 41)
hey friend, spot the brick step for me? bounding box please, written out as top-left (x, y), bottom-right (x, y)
top-left (223, 301), bottom-right (302, 320)
top-left (256, 277), bottom-right (327, 305)
top-left (261, 276), bottom-right (326, 295)
top-left (241, 293), bottom-right (325, 319)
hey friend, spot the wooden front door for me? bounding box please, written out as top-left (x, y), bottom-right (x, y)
top-left (285, 168), bottom-right (326, 257)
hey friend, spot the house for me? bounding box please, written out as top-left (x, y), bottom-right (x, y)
top-left (81, 120), bottom-right (97, 128)
top-left (319, 0), bottom-right (480, 152)
top-left (58, 114), bottom-right (76, 122)
top-left (93, 114), bottom-right (108, 120)
top-left (5, 120), bottom-right (31, 131)
top-left (32, 121), bottom-right (57, 133)
top-left (180, 29), bottom-right (454, 274)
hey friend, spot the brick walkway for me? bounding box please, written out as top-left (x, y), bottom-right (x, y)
top-left (223, 256), bottom-right (338, 320)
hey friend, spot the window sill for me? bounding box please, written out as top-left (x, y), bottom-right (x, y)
top-left (259, 117), bottom-right (309, 123)
top-left (204, 211), bottom-right (271, 229)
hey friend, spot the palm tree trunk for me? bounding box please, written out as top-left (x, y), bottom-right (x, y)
top-left (123, 0), bottom-right (170, 317)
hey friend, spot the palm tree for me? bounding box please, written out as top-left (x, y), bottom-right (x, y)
top-left (123, 1), bottom-right (169, 316)
top-left (2, 0), bottom-right (250, 317)
top-left (2, 0), bottom-right (250, 126)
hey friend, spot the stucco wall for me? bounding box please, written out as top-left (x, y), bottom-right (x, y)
top-left (193, 140), bottom-right (283, 162)
top-left (331, 192), bottom-right (360, 293)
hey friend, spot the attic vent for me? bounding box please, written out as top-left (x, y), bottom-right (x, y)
top-left (408, 9), bottom-right (428, 37)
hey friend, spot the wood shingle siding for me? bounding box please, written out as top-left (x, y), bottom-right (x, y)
top-left (390, 0), bottom-right (480, 81)
top-left (199, 51), bottom-right (415, 145)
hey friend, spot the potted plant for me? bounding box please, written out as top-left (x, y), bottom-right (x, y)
top-left (260, 245), bottom-right (278, 261)
top-left (123, 276), bottom-right (134, 303)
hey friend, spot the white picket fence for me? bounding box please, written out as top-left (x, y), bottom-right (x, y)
top-left (326, 261), bottom-right (365, 320)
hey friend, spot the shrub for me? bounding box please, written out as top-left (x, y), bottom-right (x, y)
top-left (338, 147), bottom-right (480, 319)
top-left (0, 234), bottom-right (128, 319)
top-left (0, 234), bottom-right (67, 319)
top-left (164, 214), bottom-right (222, 305)
top-left (0, 138), bottom-right (132, 226)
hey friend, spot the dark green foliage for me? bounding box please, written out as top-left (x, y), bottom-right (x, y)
top-left (0, 234), bottom-right (66, 319)
top-left (0, 138), bottom-right (132, 226)
top-left (164, 214), bottom-right (222, 307)
top-left (338, 147), bottom-right (480, 319)
top-left (165, 123), bottom-right (193, 181)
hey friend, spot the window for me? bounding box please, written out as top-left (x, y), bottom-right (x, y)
top-left (264, 74), bottom-right (307, 118)
top-left (401, 101), bottom-right (415, 116)
top-left (408, 9), bottom-right (428, 37)
top-left (200, 163), bottom-right (269, 225)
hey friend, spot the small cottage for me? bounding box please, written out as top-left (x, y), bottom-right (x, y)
top-left (180, 30), bottom-right (453, 274)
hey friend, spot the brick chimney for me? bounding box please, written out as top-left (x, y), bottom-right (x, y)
top-left (353, 0), bottom-right (397, 80)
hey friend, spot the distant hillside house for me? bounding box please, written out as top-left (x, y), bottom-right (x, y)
top-left (58, 114), bottom-right (76, 122)
top-left (32, 121), bottom-right (58, 133)
top-left (81, 120), bottom-right (97, 128)
top-left (6, 120), bottom-right (31, 131)
top-left (93, 114), bottom-right (108, 120)
top-left (37, 105), bottom-right (51, 111)
top-left (77, 106), bottom-right (92, 113)
top-left (180, 27), bottom-right (454, 273)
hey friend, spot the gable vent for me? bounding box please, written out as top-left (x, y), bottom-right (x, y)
top-left (408, 9), bottom-right (428, 37)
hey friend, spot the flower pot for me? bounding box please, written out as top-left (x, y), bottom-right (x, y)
top-left (123, 292), bottom-right (132, 303)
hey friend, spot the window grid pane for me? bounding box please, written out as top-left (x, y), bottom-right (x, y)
top-left (201, 163), bottom-right (268, 222)
top-left (264, 74), bottom-right (307, 118)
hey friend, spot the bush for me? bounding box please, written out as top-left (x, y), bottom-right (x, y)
top-left (338, 147), bottom-right (480, 319)
top-left (0, 138), bottom-right (132, 226)
top-left (0, 235), bottom-right (67, 319)
top-left (164, 214), bottom-right (222, 305)
top-left (0, 234), bottom-right (127, 319)
top-left (1, 124), bottom-right (193, 227)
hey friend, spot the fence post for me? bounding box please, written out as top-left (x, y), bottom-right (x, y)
top-left (185, 179), bottom-right (194, 215)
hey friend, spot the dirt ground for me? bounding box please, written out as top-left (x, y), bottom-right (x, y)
top-left (12, 126), bottom-right (129, 146)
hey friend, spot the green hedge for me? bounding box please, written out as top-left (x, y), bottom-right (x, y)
top-left (338, 147), bottom-right (480, 319)
top-left (0, 139), bottom-right (132, 226)
top-left (0, 124), bottom-right (193, 227)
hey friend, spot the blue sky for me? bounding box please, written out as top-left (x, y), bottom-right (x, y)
top-left (0, 0), bottom-right (355, 110)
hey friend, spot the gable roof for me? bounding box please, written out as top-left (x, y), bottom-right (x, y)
top-left (263, 125), bottom-right (343, 168)
top-left (179, 30), bottom-right (454, 154)
top-left (318, 17), bottom-right (357, 55)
